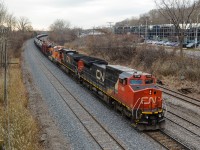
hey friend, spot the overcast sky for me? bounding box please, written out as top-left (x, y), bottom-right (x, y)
top-left (5, 0), bottom-right (155, 30)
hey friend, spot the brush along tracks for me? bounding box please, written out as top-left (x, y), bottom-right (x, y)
top-left (158, 85), bottom-right (200, 107)
top-left (33, 53), bottom-right (127, 150)
top-left (146, 130), bottom-right (190, 150)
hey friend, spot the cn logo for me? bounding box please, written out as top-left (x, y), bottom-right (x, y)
top-left (96, 69), bottom-right (105, 82)
top-left (141, 97), bottom-right (157, 104)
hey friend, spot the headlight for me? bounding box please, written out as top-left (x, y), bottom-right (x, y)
top-left (146, 115), bottom-right (148, 119)
top-left (159, 114), bottom-right (162, 118)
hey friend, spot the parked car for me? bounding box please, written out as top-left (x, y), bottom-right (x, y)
top-left (164, 41), bottom-right (172, 46)
top-left (145, 40), bottom-right (153, 44)
top-left (186, 43), bottom-right (195, 48)
top-left (183, 42), bottom-right (189, 48)
top-left (173, 42), bottom-right (180, 47)
top-left (157, 41), bottom-right (166, 45)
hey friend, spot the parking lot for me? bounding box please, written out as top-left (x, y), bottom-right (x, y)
top-left (145, 40), bottom-right (200, 49)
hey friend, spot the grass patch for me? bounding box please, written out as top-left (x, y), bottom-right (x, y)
top-left (0, 58), bottom-right (41, 150)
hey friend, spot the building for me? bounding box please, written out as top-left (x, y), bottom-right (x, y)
top-left (114, 24), bottom-right (200, 43)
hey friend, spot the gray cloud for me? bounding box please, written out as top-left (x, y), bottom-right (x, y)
top-left (5, 0), bottom-right (155, 29)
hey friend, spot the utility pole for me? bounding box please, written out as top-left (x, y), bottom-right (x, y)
top-left (107, 22), bottom-right (114, 33)
top-left (4, 39), bottom-right (7, 106)
top-left (107, 22), bottom-right (113, 28)
top-left (0, 42), bottom-right (3, 67)
top-left (92, 26), bottom-right (95, 36)
top-left (0, 27), bottom-right (11, 150)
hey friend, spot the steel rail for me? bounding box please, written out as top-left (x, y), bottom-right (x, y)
top-left (166, 117), bottom-right (200, 139)
top-left (158, 85), bottom-right (200, 107)
top-left (146, 130), bottom-right (191, 150)
top-left (167, 111), bottom-right (200, 129)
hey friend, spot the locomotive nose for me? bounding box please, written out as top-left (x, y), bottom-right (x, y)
top-left (146, 89), bottom-right (157, 95)
top-left (134, 88), bottom-right (162, 111)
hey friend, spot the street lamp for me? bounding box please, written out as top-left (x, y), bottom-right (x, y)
top-left (156, 25), bottom-right (158, 41)
top-left (162, 24), bottom-right (165, 40)
top-left (145, 19), bottom-right (148, 41)
top-left (139, 24), bottom-right (141, 37)
top-left (169, 19), bottom-right (171, 41)
top-left (195, 13), bottom-right (200, 48)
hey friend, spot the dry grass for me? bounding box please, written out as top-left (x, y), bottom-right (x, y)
top-left (161, 75), bottom-right (200, 99)
top-left (152, 55), bottom-right (200, 82)
top-left (0, 58), bottom-right (41, 150)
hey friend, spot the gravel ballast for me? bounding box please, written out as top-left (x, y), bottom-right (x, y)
top-left (163, 95), bottom-right (200, 149)
top-left (22, 42), bottom-right (71, 150)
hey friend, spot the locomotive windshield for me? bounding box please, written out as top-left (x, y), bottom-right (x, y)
top-left (145, 79), bottom-right (154, 84)
top-left (130, 79), bottom-right (142, 85)
top-left (130, 79), bottom-right (154, 85)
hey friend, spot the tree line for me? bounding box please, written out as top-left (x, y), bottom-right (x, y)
top-left (0, 2), bottom-right (32, 32)
top-left (0, 1), bottom-right (34, 58)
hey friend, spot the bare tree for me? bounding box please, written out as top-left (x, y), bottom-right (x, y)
top-left (6, 13), bottom-right (16, 31)
top-left (17, 16), bottom-right (33, 32)
top-left (139, 13), bottom-right (150, 25)
top-left (49, 19), bottom-right (70, 32)
top-left (155, 0), bottom-right (200, 56)
top-left (115, 19), bottom-right (130, 27)
top-left (148, 9), bottom-right (167, 24)
top-left (0, 1), bottom-right (7, 25)
top-left (49, 19), bottom-right (78, 44)
top-left (129, 17), bottom-right (140, 26)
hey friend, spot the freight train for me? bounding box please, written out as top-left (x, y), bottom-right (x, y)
top-left (34, 34), bottom-right (165, 130)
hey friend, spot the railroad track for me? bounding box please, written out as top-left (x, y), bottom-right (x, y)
top-left (157, 85), bottom-right (200, 149)
top-left (166, 111), bottom-right (200, 138)
top-left (32, 42), bottom-right (196, 149)
top-left (33, 49), bottom-right (127, 150)
top-left (167, 111), bottom-right (200, 129)
top-left (158, 85), bottom-right (200, 107)
top-left (146, 130), bottom-right (190, 150)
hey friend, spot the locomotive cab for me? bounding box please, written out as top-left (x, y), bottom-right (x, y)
top-left (116, 72), bottom-right (165, 130)
top-left (49, 46), bottom-right (64, 63)
top-left (105, 65), bottom-right (165, 130)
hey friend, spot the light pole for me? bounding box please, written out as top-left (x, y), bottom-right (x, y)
top-left (156, 25), bottom-right (158, 41)
top-left (107, 22), bottom-right (113, 32)
top-left (195, 13), bottom-right (200, 48)
top-left (163, 24), bottom-right (165, 40)
top-left (145, 18), bottom-right (148, 41)
top-left (139, 24), bottom-right (141, 37)
top-left (169, 19), bottom-right (171, 41)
